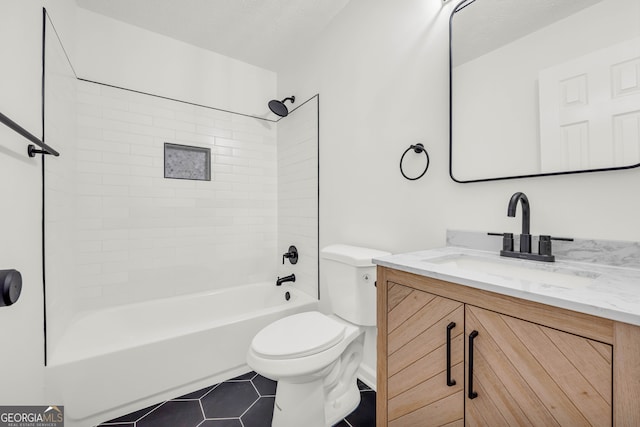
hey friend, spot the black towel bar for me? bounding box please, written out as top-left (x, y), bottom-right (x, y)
top-left (0, 111), bottom-right (59, 157)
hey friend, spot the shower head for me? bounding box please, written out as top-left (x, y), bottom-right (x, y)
top-left (268, 96), bottom-right (295, 117)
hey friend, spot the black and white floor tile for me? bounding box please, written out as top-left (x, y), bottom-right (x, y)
top-left (97, 372), bottom-right (375, 427)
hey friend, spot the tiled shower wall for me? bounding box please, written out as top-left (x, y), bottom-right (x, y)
top-left (54, 81), bottom-right (278, 317)
top-left (74, 81), bottom-right (278, 308)
top-left (277, 99), bottom-right (319, 298)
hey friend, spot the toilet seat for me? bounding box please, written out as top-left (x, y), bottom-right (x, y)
top-left (251, 311), bottom-right (346, 359)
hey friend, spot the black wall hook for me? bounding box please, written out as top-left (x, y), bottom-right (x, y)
top-left (400, 143), bottom-right (430, 180)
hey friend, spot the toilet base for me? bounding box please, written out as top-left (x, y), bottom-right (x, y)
top-left (325, 378), bottom-right (360, 426)
top-left (271, 336), bottom-right (364, 427)
top-left (272, 378), bottom-right (326, 427)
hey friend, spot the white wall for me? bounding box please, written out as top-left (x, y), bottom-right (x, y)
top-left (0, 0), bottom-right (46, 405)
top-left (276, 0), bottom-right (640, 311)
top-left (0, 0), bottom-right (76, 406)
top-left (75, 8), bottom-right (277, 118)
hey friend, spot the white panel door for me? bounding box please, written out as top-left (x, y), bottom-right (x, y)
top-left (539, 36), bottom-right (640, 172)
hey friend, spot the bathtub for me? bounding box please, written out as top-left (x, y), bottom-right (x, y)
top-left (46, 282), bottom-right (317, 427)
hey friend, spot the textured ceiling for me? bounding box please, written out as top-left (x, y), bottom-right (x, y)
top-left (75, 0), bottom-right (351, 71)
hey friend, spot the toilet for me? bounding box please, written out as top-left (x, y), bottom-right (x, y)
top-left (246, 244), bottom-right (390, 427)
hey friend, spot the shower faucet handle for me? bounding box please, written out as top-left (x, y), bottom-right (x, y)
top-left (282, 245), bottom-right (299, 265)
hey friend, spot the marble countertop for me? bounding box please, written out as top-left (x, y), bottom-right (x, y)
top-left (373, 246), bottom-right (640, 326)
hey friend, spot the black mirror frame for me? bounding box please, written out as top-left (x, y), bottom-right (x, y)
top-left (448, 0), bottom-right (640, 184)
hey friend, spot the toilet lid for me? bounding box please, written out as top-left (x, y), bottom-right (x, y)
top-left (251, 311), bottom-right (346, 359)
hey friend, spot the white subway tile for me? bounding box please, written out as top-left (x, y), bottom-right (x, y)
top-left (76, 240), bottom-right (102, 253)
top-left (102, 152), bottom-right (154, 167)
top-left (76, 286), bottom-right (103, 299)
top-left (77, 102), bottom-right (102, 118)
top-left (78, 81), bottom-right (101, 94)
top-left (129, 165), bottom-right (159, 177)
top-left (103, 174), bottom-right (152, 187)
top-left (130, 144), bottom-right (161, 157)
top-left (76, 264), bottom-right (102, 277)
top-left (153, 197), bottom-right (196, 208)
top-left (196, 124), bottom-right (233, 138)
top-left (128, 122), bottom-right (176, 139)
top-left (103, 129), bottom-right (154, 146)
top-left (75, 219), bottom-right (103, 230)
top-left (174, 130), bottom-right (215, 146)
top-left (129, 102), bottom-right (175, 119)
top-left (100, 272), bottom-right (129, 286)
top-left (153, 177), bottom-right (196, 189)
top-left (100, 85), bottom-right (131, 100)
top-left (103, 108), bottom-right (153, 126)
top-left (129, 186), bottom-right (175, 198)
top-left (77, 125), bottom-right (103, 139)
top-left (153, 117), bottom-right (196, 133)
top-left (77, 250), bottom-right (129, 265)
top-left (78, 138), bottom-right (130, 154)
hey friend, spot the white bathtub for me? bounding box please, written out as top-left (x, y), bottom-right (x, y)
top-left (46, 282), bottom-right (317, 426)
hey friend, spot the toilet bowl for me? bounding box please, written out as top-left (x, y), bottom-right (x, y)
top-left (247, 244), bottom-right (391, 427)
top-left (247, 311), bottom-right (364, 427)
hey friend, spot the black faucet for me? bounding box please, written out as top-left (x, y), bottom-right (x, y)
top-left (276, 274), bottom-right (296, 286)
top-left (507, 192), bottom-right (531, 253)
top-left (489, 192), bottom-right (573, 262)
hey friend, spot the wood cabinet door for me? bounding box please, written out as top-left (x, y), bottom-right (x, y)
top-left (465, 305), bottom-right (613, 426)
top-left (386, 282), bottom-right (464, 426)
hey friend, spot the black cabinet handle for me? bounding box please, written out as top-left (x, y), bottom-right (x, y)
top-left (468, 330), bottom-right (479, 399)
top-left (446, 322), bottom-right (456, 386)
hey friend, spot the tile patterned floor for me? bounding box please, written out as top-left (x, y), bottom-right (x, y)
top-left (98, 372), bottom-right (375, 427)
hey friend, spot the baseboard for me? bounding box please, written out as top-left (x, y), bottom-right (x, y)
top-left (357, 364), bottom-right (376, 391)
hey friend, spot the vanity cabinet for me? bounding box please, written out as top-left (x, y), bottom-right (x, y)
top-left (386, 283), bottom-right (464, 425)
top-left (464, 305), bottom-right (611, 426)
top-left (377, 267), bottom-right (640, 427)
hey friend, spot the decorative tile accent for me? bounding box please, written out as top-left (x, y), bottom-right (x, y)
top-left (97, 373), bottom-right (375, 427)
top-left (164, 143), bottom-right (211, 181)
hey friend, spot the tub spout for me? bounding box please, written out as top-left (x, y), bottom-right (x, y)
top-left (276, 274), bottom-right (296, 286)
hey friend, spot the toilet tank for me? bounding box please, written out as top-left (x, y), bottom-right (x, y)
top-left (321, 244), bottom-right (391, 326)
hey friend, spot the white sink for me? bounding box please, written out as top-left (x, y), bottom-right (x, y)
top-left (425, 254), bottom-right (600, 289)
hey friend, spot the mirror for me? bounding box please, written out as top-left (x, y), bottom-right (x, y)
top-left (450, 0), bottom-right (640, 182)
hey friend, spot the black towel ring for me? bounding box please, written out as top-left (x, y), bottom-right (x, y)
top-left (400, 143), bottom-right (430, 181)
